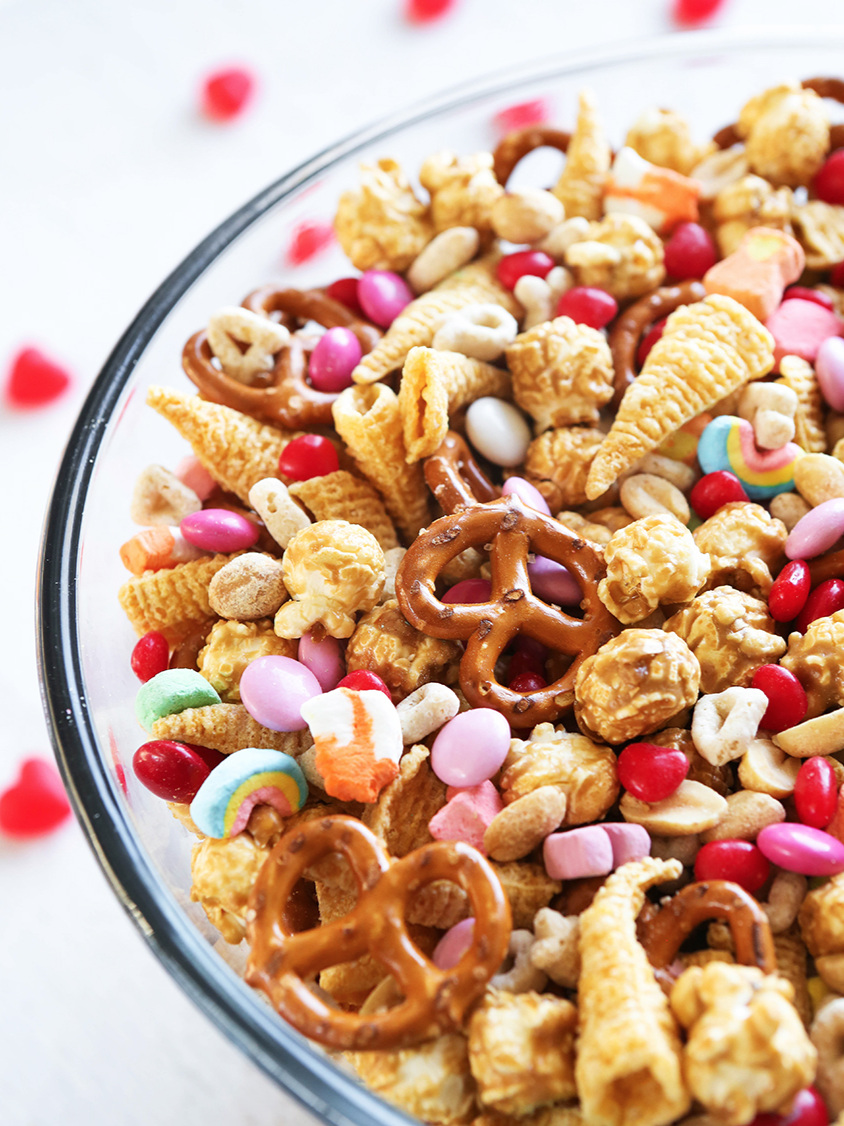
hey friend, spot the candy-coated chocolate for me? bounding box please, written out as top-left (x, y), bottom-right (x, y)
top-left (325, 276), bottom-right (364, 318)
top-left (784, 286), bottom-right (837, 311)
top-left (752, 1086), bottom-right (829, 1126)
top-left (135, 668), bottom-right (221, 733)
top-left (785, 498), bottom-right (844, 560)
top-left (501, 476), bottom-right (551, 514)
top-left (769, 559), bottom-right (811, 622)
top-left (795, 757), bottom-right (839, 829)
top-left (297, 629), bottom-right (345, 692)
top-left (308, 326), bottom-right (362, 393)
top-left (508, 671), bottom-right (547, 693)
top-left (428, 781), bottom-right (503, 853)
top-left (493, 98), bottom-right (549, 135)
top-left (441, 578), bottom-right (492, 604)
top-left (555, 287), bottom-right (618, 330)
top-left (750, 665), bottom-right (808, 732)
top-left (337, 670), bottom-right (392, 699)
top-left (496, 250), bottom-right (554, 291)
top-left (816, 336), bottom-right (844, 411)
top-left (698, 415), bottom-right (800, 500)
top-left (240, 656), bottom-right (322, 732)
top-left (431, 710), bottom-right (512, 788)
top-left (690, 470), bottom-right (749, 520)
top-left (601, 822), bottom-right (651, 867)
top-left (757, 822), bottom-right (844, 876)
top-left (507, 638), bottom-right (546, 680)
top-left (796, 578), bottom-right (844, 633)
top-left (637, 318), bottom-right (666, 368)
top-left (432, 918), bottom-right (475, 970)
top-left (617, 742), bottom-right (689, 803)
top-left (133, 740), bottom-right (225, 804)
top-left (0, 758), bottom-right (71, 837)
top-left (131, 631), bottom-right (170, 682)
top-left (465, 397), bottom-right (532, 468)
top-left (357, 270), bottom-right (413, 327)
top-left (190, 747), bottom-right (308, 838)
top-left (694, 839), bottom-right (770, 893)
top-left (663, 222), bottom-right (717, 280)
top-left (180, 508), bottom-right (259, 553)
top-left (543, 825), bottom-right (614, 881)
top-left (278, 433), bottom-right (339, 481)
top-left (766, 298), bottom-right (842, 369)
top-left (527, 556), bottom-right (581, 605)
top-left (816, 149), bottom-right (844, 206)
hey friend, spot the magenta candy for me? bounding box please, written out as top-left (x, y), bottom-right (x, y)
top-left (308, 326), bottom-right (362, 392)
top-left (817, 336), bottom-right (844, 411)
top-left (180, 509), bottom-right (259, 552)
top-left (757, 822), bottom-right (844, 876)
top-left (527, 556), bottom-right (581, 605)
top-left (239, 655), bottom-right (322, 732)
top-left (297, 629), bottom-right (345, 692)
top-left (430, 709), bottom-right (512, 787)
top-left (543, 825), bottom-right (614, 880)
top-left (601, 823), bottom-right (650, 867)
top-left (766, 298), bottom-right (843, 368)
top-left (432, 918), bottom-right (475, 970)
top-left (441, 578), bottom-right (492, 604)
top-left (794, 757), bottom-right (839, 829)
top-left (785, 498), bottom-right (844, 559)
top-left (357, 270), bottom-right (413, 327)
top-left (501, 476), bottom-right (551, 514)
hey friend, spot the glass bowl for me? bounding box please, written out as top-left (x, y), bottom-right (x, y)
top-left (38, 28), bottom-right (844, 1126)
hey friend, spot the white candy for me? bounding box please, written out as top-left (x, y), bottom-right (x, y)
top-left (465, 396), bottom-right (532, 468)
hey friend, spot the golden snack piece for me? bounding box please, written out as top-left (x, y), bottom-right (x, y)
top-left (118, 552), bottom-right (234, 642)
top-left (483, 786), bottom-right (568, 862)
top-left (529, 910), bottom-right (581, 989)
top-left (361, 745), bottom-right (446, 859)
top-left (507, 315), bottom-right (615, 431)
top-left (775, 930), bottom-right (813, 1029)
top-left (737, 81), bottom-right (830, 188)
top-left (352, 256), bottom-right (520, 384)
top-left (663, 586), bottom-right (786, 695)
top-left (468, 992), bottom-right (578, 1117)
top-left (774, 708), bottom-right (844, 758)
top-left (565, 213), bottom-right (666, 302)
top-left (288, 469), bottom-right (399, 551)
top-left (334, 157), bottom-right (433, 272)
top-left (781, 610), bottom-right (844, 719)
top-left (274, 520), bottom-right (385, 639)
top-left (576, 857), bottom-right (690, 1126)
top-left (791, 199), bottom-right (844, 271)
top-left (574, 629), bottom-right (701, 745)
top-left (586, 295), bottom-right (774, 500)
top-left (552, 88), bottom-right (610, 222)
top-left (670, 962), bottom-right (817, 1124)
top-left (420, 149), bottom-right (504, 236)
top-left (524, 426), bottom-right (607, 510)
top-left (145, 386), bottom-right (301, 505)
top-left (190, 831), bottom-right (269, 944)
top-left (398, 345), bottom-right (511, 463)
top-left (625, 107), bottom-right (706, 176)
top-left (693, 501), bottom-right (787, 597)
top-left (799, 872), bottom-right (844, 963)
top-left (598, 515), bottom-right (710, 625)
top-left (738, 737), bottom-right (801, 800)
top-left (491, 860), bottom-right (561, 929)
top-left (620, 780), bottom-right (728, 836)
top-left (332, 382), bottom-right (430, 540)
top-left (712, 174), bottom-right (793, 257)
top-left (197, 618), bottom-right (296, 702)
top-left (152, 703), bottom-right (311, 757)
top-left (207, 553), bottom-right (287, 621)
top-left (778, 354), bottom-right (827, 454)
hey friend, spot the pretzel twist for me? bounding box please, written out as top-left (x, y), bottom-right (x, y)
top-left (492, 126), bottom-right (572, 186)
top-left (182, 288), bottom-right (381, 430)
top-left (245, 815), bottom-right (510, 1049)
top-left (395, 495), bottom-right (619, 726)
top-left (423, 431), bottom-right (500, 515)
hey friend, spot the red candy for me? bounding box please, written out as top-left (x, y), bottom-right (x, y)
top-left (441, 578), bottom-right (492, 604)
top-left (325, 277), bottom-right (364, 318)
top-left (663, 222), bottom-right (718, 280)
top-left (404, 0), bottom-right (457, 21)
top-left (690, 470), bottom-right (749, 520)
top-left (795, 757), bottom-right (839, 829)
top-left (694, 839), bottom-right (770, 894)
top-left (617, 742), bottom-right (689, 803)
top-left (796, 577), bottom-right (844, 634)
top-left (637, 318), bottom-right (666, 368)
top-left (493, 99), bottom-right (550, 135)
top-left (200, 66), bottom-right (255, 122)
top-left (555, 287), bottom-right (618, 330)
top-left (131, 631), bottom-right (170, 683)
top-left (815, 150), bottom-right (844, 207)
top-left (752, 1087), bottom-right (829, 1126)
top-left (0, 758), bottom-right (71, 837)
top-left (5, 347), bottom-right (72, 409)
top-left (751, 665), bottom-right (808, 732)
top-left (784, 286), bottom-right (836, 311)
top-left (496, 250), bottom-right (555, 291)
top-left (278, 434), bottom-right (339, 481)
top-left (336, 670), bottom-right (392, 699)
top-left (507, 644), bottom-right (546, 681)
top-left (671, 0), bottom-right (727, 25)
top-left (285, 221), bottom-right (334, 267)
top-left (133, 741), bottom-right (225, 804)
top-left (832, 262), bottom-right (844, 288)
top-left (768, 559), bottom-right (811, 623)
top-left (508, 671), bottom-right (547, 693)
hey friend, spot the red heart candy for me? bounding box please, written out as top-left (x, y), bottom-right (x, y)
top-left (0, 758), bottom-right (72, 837)
top-left (5, 347), bottom-right (72, 409)
top-left (617, 743), bottom-right (689, 804)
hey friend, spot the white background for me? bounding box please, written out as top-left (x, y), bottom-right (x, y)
top-left (1, 1), bottom-right (843, 1123)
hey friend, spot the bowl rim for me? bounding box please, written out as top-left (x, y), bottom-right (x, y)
top-left (36, 25), bottom-right (844, 1126)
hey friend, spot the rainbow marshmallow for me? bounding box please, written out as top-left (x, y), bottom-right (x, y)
top-left (697, 415), bottom-right (801, 500)
top-left (190, 747), bottom-right (307, 839)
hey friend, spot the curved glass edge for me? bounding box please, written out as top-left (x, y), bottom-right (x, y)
top-left (35, 25), bottom-right (844, 1126)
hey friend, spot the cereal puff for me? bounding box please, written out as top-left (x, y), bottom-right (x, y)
top-left (334, 157), bottom-right (433, 273)
top-left (274, 520), bottom-right (385, 639)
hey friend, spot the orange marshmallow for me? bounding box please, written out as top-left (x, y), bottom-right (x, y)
top-left (703, 226), bottom-right (806, 324)
top-left (119, 526), bottom-right (205, 575)
top-left (604, 146), bottom-right (700, 233)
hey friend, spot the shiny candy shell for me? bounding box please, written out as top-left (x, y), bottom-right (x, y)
top-left (785, 498), bottom-right (844, 560)
top-left (697, 415), bottom-right (800, 499)
top-left (240, 655), bottom-right (322, 732)
top-left (430, 709), bottom-right (512, 788)
top-left (297, 629), bottom-right (344, 692)
top-left (757, 822), bottom-right (844, 876)
top-left (465, 397), bottom-right (531, 468)
top-left (180, 508), bottom-right (259, 552)
top-left (190, 748), bottom-right (308, 839)
top-left (816, 335), bottom-right (844, 411)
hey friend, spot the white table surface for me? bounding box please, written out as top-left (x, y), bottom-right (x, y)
top-left (2, 1), bottom-right (843, 1122)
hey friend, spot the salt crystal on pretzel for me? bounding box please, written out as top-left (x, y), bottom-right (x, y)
top-left (585, 295), bottom-right (775, 500)
top-left (552, 87), bottom-right (610, 222)
top-left (300, 687), bottom-right (403, 803)
top-left (604, 147), bottom-right (700, 234)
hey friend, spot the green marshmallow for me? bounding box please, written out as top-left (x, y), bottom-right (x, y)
top-left (135, 668), bottom-right (221, 733)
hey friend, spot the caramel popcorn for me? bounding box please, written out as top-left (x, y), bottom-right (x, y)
top-left (693, 502), bottom-right (787, 597)
top-left (781, 610), bottom-right (844, 718)
top-left (190, 832), bottom-right (269, 944)
top-left (506, 315), bottom-right (614, 431)
top-left (334, 158), bottom-right (433, 272)
top-left (625, 107), bottom-right (705, 176)
top-left (737, 82), bottom-right (830, 188)
top-left (524, 426), bottom-right (607, 510)
top-left (419, 150), bottom-right (504, 236)
top-left (598, 515), bottom-right (710, 624)
top-left (799, 872), bottom-right (844, 962)
top-left (664, 587), bottom-right (787, 695)
top-left (712, 175), bottom-right (793, 257)
top-left (565, 213), bottom-right (666, 301)
top-left (197, 618), bottom-right (296, 701)
top-left (574, 629), bottom-right (701, 745)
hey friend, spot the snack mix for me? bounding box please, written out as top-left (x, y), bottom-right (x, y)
top-left (121, 76), bottom-right (844, 1126)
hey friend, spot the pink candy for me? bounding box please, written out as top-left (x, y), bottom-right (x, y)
top-left (175, 455), bottom-right (217, 501)
top-left (432, 918), bottom-right (475, 970)
top-left (757, 822), bottom-right (844, 876)
top-left (239, 656), bottom-right (322, 732)
top-left (428, 781), bottom-right (503, 853)
top-left (501, 476), bottom-right (551, 515)
top-left (601, 823), bottom-right (651, 867)
top-left (766, 298), bottom-right (843, 369)
top-left (308, 326), bottom-right (362, 392)
top-left (430, 709), bottom-right (511, 788)
top-left (297, 629), bottom-right (345, 692)
top-left (180, 509), bottom-right (259, 552)
top-left (785, 498), bottom-right (844, 560)
top-left (544, 822), bottom-right (651, 879)
top-left (357, 270), bottom-right (413, 327)
top-left (817, 336), bottom-right (844, 411)
top-left (527, 556), bottom-right (581, 605)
